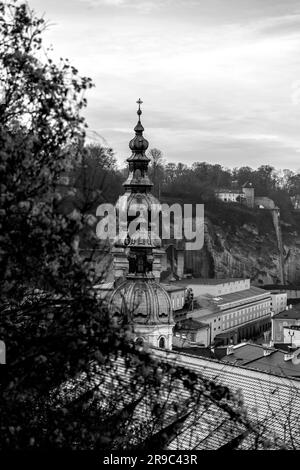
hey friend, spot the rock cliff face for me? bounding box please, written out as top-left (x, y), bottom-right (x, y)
top-left (93, 206), bottom-right (300, 286)
top-left (184, 215), bottom-right (300, 285)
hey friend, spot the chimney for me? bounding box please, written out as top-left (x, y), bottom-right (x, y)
top-left (263, 348), bottom-right (272, 357)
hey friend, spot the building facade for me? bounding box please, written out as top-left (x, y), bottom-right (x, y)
top-left (283, 325), bottom-right (300, 347)
top-left (270, 292), bottom-right (287, 315)
top-left (173, 319), bottom-right (210, 347)
top-left (161, 284), bottom-right (186, 311)
top-left (271, 304), bottom-right (300, 344)
top-left (215, 183), bottom-right (254, 207)
top-left (184, 281), bottom-right (271, 345)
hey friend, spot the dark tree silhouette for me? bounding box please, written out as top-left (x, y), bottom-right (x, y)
top-left (0, 1), bottom-right (280, 451)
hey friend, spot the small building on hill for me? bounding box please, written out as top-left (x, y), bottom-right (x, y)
top-left (215, 182), bottom-right (254, 207)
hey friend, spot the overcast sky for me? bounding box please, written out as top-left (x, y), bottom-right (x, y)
top-left (30, 0), bottom-right (300, 170)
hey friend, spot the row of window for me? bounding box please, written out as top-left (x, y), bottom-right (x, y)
top-left (171, 295), bottom-right (185, 309)
top-left (222, 299), bottom-right (269, 311)
top-left (217, 302), bottom-right (269, 331)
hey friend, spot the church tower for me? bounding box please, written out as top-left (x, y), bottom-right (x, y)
top-left (111, 99), bottom-right (165, 282)
top-left (109, 100), bottom-right (174, 350)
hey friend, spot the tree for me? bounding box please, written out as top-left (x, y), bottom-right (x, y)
top-left (232, 166), bottom-right (254, 187)
top-left (0, 1), bottom-right (279, 451)
top-left (287, 173), bottom-right (300, 196)
top-left (164, 162), bottom-right (177, 184)
top-left (147, 147), bottom-right (164, 198)
top-left (69, 143), bottom-right (122, 214)
top-left (253, 165), bottom-right (277, 196)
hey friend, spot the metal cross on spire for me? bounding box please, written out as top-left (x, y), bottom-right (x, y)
top-left (136, 98), bottom-right (143, 119)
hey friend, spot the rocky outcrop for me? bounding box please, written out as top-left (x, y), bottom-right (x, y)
top-left (93, 207), bottom-right (300, 286)
top-left (184, 215), bottom-right (300, 286)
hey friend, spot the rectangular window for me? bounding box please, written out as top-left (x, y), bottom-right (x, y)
top-left (190, 333), bottom-right (196, 342)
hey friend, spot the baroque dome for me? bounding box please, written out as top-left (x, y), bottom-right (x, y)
top-left (129, 121), bottom-right (149, 152)
top-left (109, 278), bottom-right (173, 326)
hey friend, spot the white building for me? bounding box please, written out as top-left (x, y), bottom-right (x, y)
top-left (215, 188), bottom-right (245, 203)
top-left (169, 278), bottom-right (271, 346)
top-left (271, 304), bottom-right (300, 344)
top-left (283, 325), bottom-right (300, 347)
top-left (161, 284), bottom-right (186, 311)
top-left (215, 183), bottom-right (255, 208)
top-left (270, 292), bottom-right (287, 315)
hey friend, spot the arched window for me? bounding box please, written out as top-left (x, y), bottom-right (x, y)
top-left (158, 336), bottom-right (166, 349)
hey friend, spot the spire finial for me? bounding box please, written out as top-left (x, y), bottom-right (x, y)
top-left (136, 98), bottom-right (143, 119)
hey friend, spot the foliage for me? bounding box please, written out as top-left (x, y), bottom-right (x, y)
top-left (0, 1), bottom-right (285, 452)
top-left (55, 143), bottom-right (123, 218)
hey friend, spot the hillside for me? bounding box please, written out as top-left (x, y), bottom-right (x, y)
top-left (184, 201), bottom-right (300, 285)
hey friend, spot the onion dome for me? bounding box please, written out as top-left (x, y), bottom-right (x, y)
top-left (109, 278), bottom-right (173, 326)
top-left (128, 98), bottom-right (149, 156)
top-left (129, 122), bottom-right (149, 153)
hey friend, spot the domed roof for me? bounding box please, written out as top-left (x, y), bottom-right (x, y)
top-left (109, 278), bottom-right (173, 326)
top-left (129, 124), bottom-right (149, 153)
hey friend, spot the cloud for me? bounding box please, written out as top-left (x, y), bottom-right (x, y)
top-left (253, 14), bottom-right (300, 37)
top-left (77, 0), bottom-right (162, 13)
top-left (79, 0), bottom-right (127, 6)
top-left (30, 0), bottom-right (300, 170)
